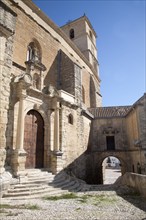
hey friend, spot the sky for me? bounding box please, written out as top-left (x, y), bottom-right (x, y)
top-left (32, 0), bottom-right (146, 107)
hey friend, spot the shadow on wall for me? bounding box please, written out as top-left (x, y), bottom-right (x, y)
top-left (5, 80), bottom-right (19, 174)
top-left (90, 76), bottom-right (96, 108)
top-left (52, 150), bottom-right (124, 186)
top-left (44, 50), bottom-right (75, 95)
top-left (51, 151), bottom-right (146, 213)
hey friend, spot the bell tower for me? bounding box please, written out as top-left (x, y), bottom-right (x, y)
top-left (61, 15), bottom-right (99, 75)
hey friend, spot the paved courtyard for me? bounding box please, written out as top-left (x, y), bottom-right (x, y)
top-left (104, 168), bottom-right (122, 184)
top-left (1, 190), bottom-right (146, 220)
top-left (1, 171), bottom-right (146, 220)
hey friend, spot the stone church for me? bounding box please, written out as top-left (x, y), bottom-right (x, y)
top-left (0, 0), bottom-right (146, 191)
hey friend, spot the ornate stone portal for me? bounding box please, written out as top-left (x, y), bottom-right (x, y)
top-left (11, 67), bottom-right (65, 176)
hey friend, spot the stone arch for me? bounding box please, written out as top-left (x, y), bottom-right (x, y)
top-left (102, 156), bottom-right (121, 184)
top-left (86, 152), bottom-right (128, 184)
top-left (96, 153), bottom-right (126, 184)
top-left (24, 106), bottom-right (48, 123)
top-left (24, 109), bottom-right (44, 168)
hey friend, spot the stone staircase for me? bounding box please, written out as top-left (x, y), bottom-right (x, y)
top-left (2, 169), bottom-right (90, 200)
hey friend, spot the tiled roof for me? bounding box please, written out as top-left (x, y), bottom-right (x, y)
top-left (88, 106), bottom-right (132, 118)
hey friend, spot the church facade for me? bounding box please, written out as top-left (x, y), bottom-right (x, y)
top-left (0, 0), bottom-right (146, 191)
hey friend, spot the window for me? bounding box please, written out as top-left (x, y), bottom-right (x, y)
top-left (27, 40), bottom-right (41, 62)
top-left (68, 114), bottom-right (73, 125)
top-left (89, 30), bottom-right (92, 40)
top-left (70, 29), bottom-right (74, 39)
top-left (82, 85), bottom-right (85, 103)
top-left (106, 136), bottom-right (115, 150)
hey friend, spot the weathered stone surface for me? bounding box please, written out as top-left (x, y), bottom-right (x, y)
top-left (0, 0), bottom-right (145, 198)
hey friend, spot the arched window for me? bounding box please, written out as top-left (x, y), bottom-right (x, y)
top-left (68, 114), bottom-right (73, 125)
top-left (27, 40), bottom-right (41, 62)
top-left (89, 30), bottom-right (92, 40)
top-left (70, 29), bottom-right (74, 39)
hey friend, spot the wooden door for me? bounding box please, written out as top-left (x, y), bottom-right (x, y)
top-left (24, 110), bottom-right (44, 168)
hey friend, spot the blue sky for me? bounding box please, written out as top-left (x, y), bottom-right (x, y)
top-left (32, 0), bottom-right (145, 106)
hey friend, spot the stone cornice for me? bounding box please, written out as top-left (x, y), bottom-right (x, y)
top-left (0, 0), bottom-right (17, 17)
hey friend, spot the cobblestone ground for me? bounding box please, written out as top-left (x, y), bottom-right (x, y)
top-left (0, 187), bottom-right (146, 220)
top-left (0, 169), bottom-right (146, 220)
top-left (104, 168), bottom-right (122, 184)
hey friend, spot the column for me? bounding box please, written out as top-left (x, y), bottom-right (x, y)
top-left (16, 94), bottom-right (25, 151)
top-left (54, 102), bottom-right (60, 152)
top-left (59, 104), bottom-right (64, 152)
top-left (12, 90), bottom-right (27, 176)
top-left (52, 101), bottom-right (63, 174)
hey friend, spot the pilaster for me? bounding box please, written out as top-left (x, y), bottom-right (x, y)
top-left (51, 100), bottom-right (63, 174)
top-left (54, 102), bottom-right (60, 152)
top-left (11, 77), bottom-right (31, 175)
top-left (51, 151), bottom-right (63, 174)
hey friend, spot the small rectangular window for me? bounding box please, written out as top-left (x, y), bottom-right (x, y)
top-left (106, 136), bottom-right (115, 150)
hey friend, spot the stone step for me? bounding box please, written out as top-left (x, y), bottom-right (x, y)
top-left (3, 191), bottom-right (31, 197)
top-left (27, 176), bottom-right (53, 182)
top-left (27, 171), bottom-right (54, 177)
top-left (51, 179), bottom-right (76, 189)
top-left (27, 175), bottom-right (54, 181)
top-left (19, 179), bottom-right (51, 185)
top-left (26, 168), bottom-right (43, 172)
top-left (7, 185), bottom-right (48, 193)
top-left (3, 184), bottom-right (66, 197)
top-left (2, 189), bottom-right (69, 200)
top-left (50, 178), bottom-right (83, 192)
top-left (2, 169), bottom-right (87, 199)
top-left (12, 183), bottom-right (46, 189)
top-left (51, 177), bottom-right (67, 185)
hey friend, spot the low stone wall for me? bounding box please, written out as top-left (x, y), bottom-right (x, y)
top-left (116, 172), bottom-right (146, 198)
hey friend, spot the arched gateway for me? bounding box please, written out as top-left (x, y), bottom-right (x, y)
top-left (24, 110), bottom-right (44, 169)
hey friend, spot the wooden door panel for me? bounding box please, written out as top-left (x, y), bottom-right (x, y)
top-left (24, 110), bottom-right (44, 169)
top-left (36, 113), bottom-right (44, 168)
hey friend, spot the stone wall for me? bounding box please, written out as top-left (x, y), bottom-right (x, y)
top-left (59, 50), bottom-right (75, 95)
top-left (1, 0), bottom-right (145, 192)
top-left (0, 0), bottom-right (17, 174)
top-left (125, 95), bottom-right (146, 174)
top-left (137, 94), bottom-right (146, 149)
top-left (91, 117), bottom-right (128, 152)
top-left (0, 0), bottom-right (97, 179)
top-left (8, 0), bottom-right (101, 108)
top-left (125, 109), bottom-right (139, 149)
top-left (116, 172), bottom-right (146, 198)
top-left (60, 103), bottom-right (91, 180)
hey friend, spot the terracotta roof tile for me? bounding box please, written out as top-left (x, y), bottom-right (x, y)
top-left (88, 106), bottom-right (131, 118)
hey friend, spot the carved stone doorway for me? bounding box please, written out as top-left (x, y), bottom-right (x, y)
top-left (24, 110), bottom-right (44, 169)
